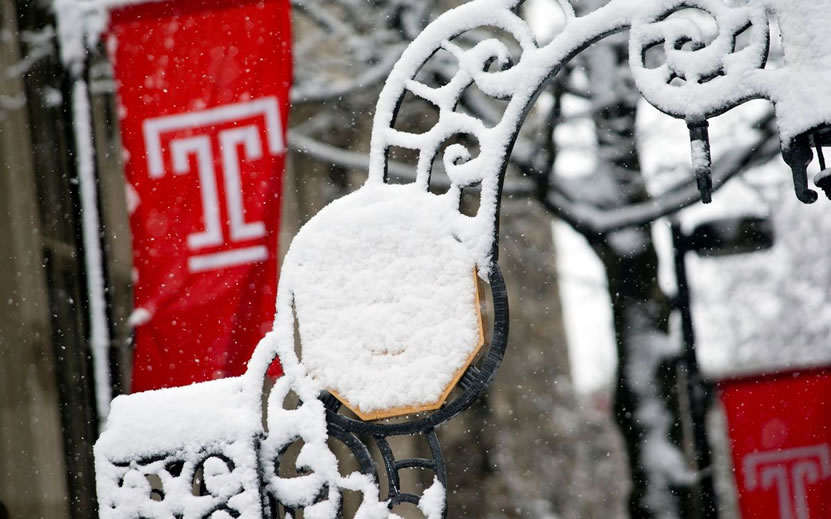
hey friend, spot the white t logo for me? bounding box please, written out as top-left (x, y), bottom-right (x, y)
top-left (142, 98), bottom-right (284, 273)
top-left (743, 443), bottom-right (831, 519)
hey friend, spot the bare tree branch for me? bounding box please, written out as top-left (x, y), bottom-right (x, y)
top-left (290, 0), bottom-right (434, 105)
top-left (287, 131), bottom-right (536, 195)
top-left (541, 128), bottom-right (781, 236)
top-left (291, 43), bottom-right (407, 104)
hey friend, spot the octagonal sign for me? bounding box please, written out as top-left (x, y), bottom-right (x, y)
top-left (286, 184), bottom-right (485, 420)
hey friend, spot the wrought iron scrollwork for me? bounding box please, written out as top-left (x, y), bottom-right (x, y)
top-left (95, 1), bottom-right (831, 518)
top-left (370, 0), bottom-right (828, 206)
top-left (628, 0), bottom-right (770, 202)
top-left (102, 449), bottom-right (258, 519)
top-left (628, 0), bottom-right (770, 119)
top-left (369, 1), bottom-right (543, 262)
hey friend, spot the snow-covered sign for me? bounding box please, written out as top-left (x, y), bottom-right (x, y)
top-left (283, 184), bottom-right (485, 420)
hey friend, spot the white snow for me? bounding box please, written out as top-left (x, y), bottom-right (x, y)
top-left (96, 377), bottom-right (255, 460)
top-left (284, 183), bottom-right (482, 418)
top-left (628, 0), bottom-right (831, 155)
top-left (690, 139), bottom-right (710, 175)
top-left (96, 334), bottom-right (404, 518)
top-left (127, 307), bottom-right (151, 327)
top-left (418, 478), bottom-right (446, 519)
top-left (259, 373), bottom-right (405, 519)
top-left (71, 78), bottom-right (113, 424)
top-left (367, 0), bottom-right (639, 274)
top-left (629, 0), bottom-right (770, 120)
top-left (95, 377), bottom-right (264, 519)
top-left (764, 1), bottom-right (831, 149)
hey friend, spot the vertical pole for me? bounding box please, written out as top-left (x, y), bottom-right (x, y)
top-left (671, 221), bottom-right (718, 519)
top-left (55, 0), bottom-right (113, 425)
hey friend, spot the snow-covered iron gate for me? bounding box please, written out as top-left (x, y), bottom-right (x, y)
top-left (85, 0), bottom-right (831, 517)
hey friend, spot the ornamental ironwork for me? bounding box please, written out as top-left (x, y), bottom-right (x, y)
top-left (93, 0), bottom-right (831, 517)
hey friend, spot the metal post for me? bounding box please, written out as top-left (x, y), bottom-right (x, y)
top-left (671, 221), bottom-right (718, 519)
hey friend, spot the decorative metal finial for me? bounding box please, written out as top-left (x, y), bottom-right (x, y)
top-left (688, 120), bottom-right (713, 203)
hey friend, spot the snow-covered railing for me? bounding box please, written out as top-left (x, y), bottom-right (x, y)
top-left (94, 0), bottom-right (831, 517)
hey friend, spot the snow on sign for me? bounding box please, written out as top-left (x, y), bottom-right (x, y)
top-left (106, 0), bottom-right (292, 391)
top-left (285, 184), bottom-right (485, 420)
top-left (719, 368), bottom-right (831, 519)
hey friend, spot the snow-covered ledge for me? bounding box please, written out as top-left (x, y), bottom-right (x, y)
top-left (91, 0), bottom-right (831, 517)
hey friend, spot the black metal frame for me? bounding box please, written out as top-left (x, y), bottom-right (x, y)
top-left (670, 222), bottom-right (718, 519)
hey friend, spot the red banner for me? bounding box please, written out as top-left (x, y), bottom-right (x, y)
top-left (719, 367), bottom-right (831, 519)
top-left (107, 0), bottom-right (291, 391)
